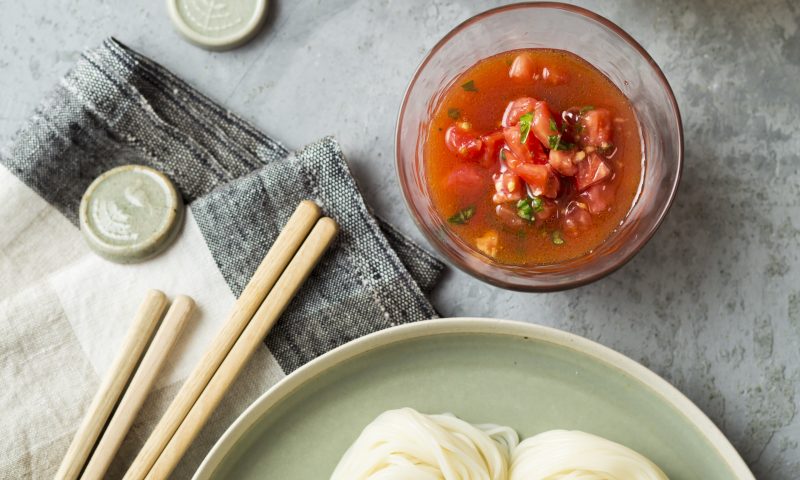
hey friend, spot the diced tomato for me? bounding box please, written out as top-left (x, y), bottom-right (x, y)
top-left (475, 230), bottom-right (499, 257)
top-left (509, 55), bottom-right (536, 81)
top-left (581, 182), bottom-right (616, 214)
top-left (480, 130), bottom-right (505, 168)
top-left (446, 165), bottom-right (486, 200)
top-left (562, 201), bottom-right (592, 237)
top-left (526, 131), bottom-right (549, 164)
top-left (548, 149), bottom-right (578, 176)
top-left (579, 109), bottom-right (612, 147)
top-left (445, 123), bottom-right (483, 159)
top-left (503, 145), bottom-right (560, 199)
top-left (528, 171), bottom-right (559, 199)
top-left (502, 147), bottom-right (521, 168)
top-left (532, 101), bottom-right (558, 147)
top-left (518, 165), bottom-right (559, 199)
top-left (503, 124), bottom-right (548, 167)
top-left (576, 152), bottom-right (612, 191)
top-left (495, 203), bottom-right (526, 228)
top-left (536, 199), bottom-right (558, 221)
top-left (492, 171), bottom-right (524, 204)
top-left (542, 66), bottom-right (568, 85)
top-left (502, 97), bottom-right (537, 127)
top-left (502, 127), bottom-right (533, 165)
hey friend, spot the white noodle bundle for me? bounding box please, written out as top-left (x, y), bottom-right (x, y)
top-left (509, 430), bottom-right (669, 480)
top-left (330, 408), bottom-right (519, 480)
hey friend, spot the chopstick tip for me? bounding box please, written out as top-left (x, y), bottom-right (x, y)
top-left (317, 217), bottom-right (339, 237)
top-left (147, 289), bottom-right (167, 300)
top-left (173, 295), bottom-right (196, 309)
top-left (298, 200), bottom-right (321, 217)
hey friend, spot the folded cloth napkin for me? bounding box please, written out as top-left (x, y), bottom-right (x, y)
top-left (0, 38), bottom-right (443, 479)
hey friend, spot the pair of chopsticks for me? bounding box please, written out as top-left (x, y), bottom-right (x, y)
top-left (119, 200), bottom-right (337, 479)
top-left (56, 291), bottom-right (195, 480)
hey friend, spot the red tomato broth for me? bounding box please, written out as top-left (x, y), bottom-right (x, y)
top-left (425, 49), bottom-right (642, 265)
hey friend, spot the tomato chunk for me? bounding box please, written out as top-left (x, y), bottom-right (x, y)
top-left (445, 123), bottom-right (483, 159)
top-left (503, 127), bottom-right (533, 165)
top-left (480, 130), bottom-right (505, 168)
top-left (562, 201), bottom-right (592, 237)
top-left (576, 152), bottom-right (612, 191)
top-left (503, 122), bottom-right (548, 166)
top-left (509, 55), bottom-right (536, 81)
top-left (445, 165), bottom-right (486, 200)
top-left (492, 171), bottom-right (524, 204)
top-left (532, 101), bottom-right (558, 147)
top-left (579, 109), bottom-right (612, 147)
top-left (548, 149), bottom-right (578, 176)
top-left (502, 97), bottom-right (537, 127)
top-left (526, 130), bottom-right (549, 164)
top-left (581, 183), bottom-right (616, 214)
top-left (516, 164), bottom-right (560, 199)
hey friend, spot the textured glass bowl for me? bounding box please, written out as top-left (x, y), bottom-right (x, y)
top-left (396, 2), bottom-right (683, 291)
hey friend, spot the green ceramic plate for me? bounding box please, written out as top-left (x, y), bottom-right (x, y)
top-left (194, 318), bottom-right (753, 479)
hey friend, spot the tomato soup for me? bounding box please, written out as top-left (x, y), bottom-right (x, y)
top-left (425, 49), bottom-right (642, 265)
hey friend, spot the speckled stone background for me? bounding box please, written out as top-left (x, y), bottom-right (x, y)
top-left (1, 0), bottom-right (797, 477)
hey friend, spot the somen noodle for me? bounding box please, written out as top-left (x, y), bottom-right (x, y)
top-left (510, 429), bottom-right (669, 480)
top-left (331, 408), bottom-right (669, 480)
top-left (330, 408), bottom-right (518, 480)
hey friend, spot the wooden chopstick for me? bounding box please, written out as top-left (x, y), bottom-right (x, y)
top-left (145, 217), bottom-right (338, 479)
top-left (56, 290), bottom-right (169, 480)
top-left (123, 201), bottom-right (322, 480)
top-left (80, 295), bottom-right (195, 480)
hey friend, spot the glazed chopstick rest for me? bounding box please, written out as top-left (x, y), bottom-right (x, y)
top-left (79, 165), bottom-right (184, 264)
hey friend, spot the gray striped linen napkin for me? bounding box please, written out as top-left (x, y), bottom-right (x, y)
top-left (0, 38), bottom-right (442, 479)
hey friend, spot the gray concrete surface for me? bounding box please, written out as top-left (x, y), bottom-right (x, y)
top-left (1, 0), bottom-right (798, 477)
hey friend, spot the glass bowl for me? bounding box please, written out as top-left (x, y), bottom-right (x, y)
top-left (395, 2), bottom-right (683, 291)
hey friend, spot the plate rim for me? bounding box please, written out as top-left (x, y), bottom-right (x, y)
top-left (193, 318), bottom-right (754, 479)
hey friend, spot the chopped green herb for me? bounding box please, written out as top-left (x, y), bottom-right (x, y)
top-left (516, 196), bottom-right (544, 221)
top-left (519, 113), bottom-right (533, 143)
top-left (530, 196), bottom-right (544, 213)
top-left (505, 58), bottom-right (514, 66)
top-left (551, 230), bottom-right (565, 245)
top-left (447, 108), bottom-right (461, 120)
top-left (448, 206), bottom-right (475, 225)
top-left (461, 80), bottom-right (478, 92)
top-left (580, 105), bottom-right (595, 114)
top-left (516, 198), bottom-right (533, 221)
top-left (549, 118), bottom-right (558, 133)
top-left (500, 150), bottom-right (507, 161)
